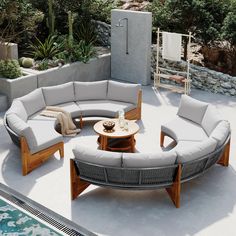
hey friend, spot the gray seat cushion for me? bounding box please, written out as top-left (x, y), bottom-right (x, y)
top-left (18, 88), bottom-right (46, 117)
top-left (210, 120), bottom-right (230, 147)
top-left (57, 102), bottom-right (81, 118)
top-left (74, 80), bottom-right (108, 101)
top-left (6, 100), bottom-right (28, 121)
top-left (161, 116), bottom-right (208, 142)
top-left (77, 100), bottom-right (136, 117)
top-left (7, 113), bottom-right (37, 151)
top-left (201, 105), bottom-right (223, 136)
top-left (27, 120), bottom-right (63, 154)
top-left (177, 95), bottom-right (209, 125)
top-left (175, 138), bottom-right (217, 163)
top-left (107, 80), bottom-right (141, 104)
top-left (73, 145), bottom-right (122, 167)
top-left (122, 151), bottom-right (177, 168)
top-left (29, 112), bottom-right (58, 127)
top-left (42, 82), bottom-right (75, 106)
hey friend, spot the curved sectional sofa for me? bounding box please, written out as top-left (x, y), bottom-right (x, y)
top-left (70, 95), bottom-right (231, 208)
top-left (4, 80), bottom-right (142, 175)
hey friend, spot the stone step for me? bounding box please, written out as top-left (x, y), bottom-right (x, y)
top-left (0, 93), bottom-right (8, 112)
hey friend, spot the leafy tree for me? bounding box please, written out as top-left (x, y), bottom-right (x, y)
top-left (30, 0), bottom-right (117, 36)
top-left (221, 1), bottom-right (236, 74)
top-left (0, 0), bottom-right (44, 58)
top-left (149, 0), bottom-right (230, 59)
top-left (222, 11), bottom-right (236, 45)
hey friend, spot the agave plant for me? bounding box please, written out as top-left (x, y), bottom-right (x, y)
top-left (74, 40), bottom-right (96, 63)
top-left (29, 35), bottom-right (64, 60)
top-left (75, 19), bottom-right (97, 45)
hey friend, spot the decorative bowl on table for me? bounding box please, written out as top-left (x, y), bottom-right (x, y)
top-left (103, 120), bottom-right (115, 132)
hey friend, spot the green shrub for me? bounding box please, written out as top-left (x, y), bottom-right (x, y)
top-left (37, 59), bottom-right (50, 71)
top-left (54, 37), bottom-right (96, 63)
top-left (0, 60), bottom-right (22, 79)
top-left (149, 0), bottom-right (231, 44)
top-left (29, 35), bottom-right (64, 60)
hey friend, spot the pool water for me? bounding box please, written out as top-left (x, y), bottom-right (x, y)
top-left (0, 198), bottom-right (63, 235)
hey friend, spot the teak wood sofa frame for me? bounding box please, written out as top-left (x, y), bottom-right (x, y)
top-left (70, 134), bottom-right (230, 208)
top-left (4, 90), bottom-right (142, 176)
top-left (3, 117), bottom-right (64, 176)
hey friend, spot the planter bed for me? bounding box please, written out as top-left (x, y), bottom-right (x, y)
top-left (0, 53), bottom-right (111, 107)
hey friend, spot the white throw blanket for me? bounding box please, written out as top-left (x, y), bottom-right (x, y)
top-left (162, 32), bottom-right (182, 61)
top-left (40, 106), bottom-right (80, 136)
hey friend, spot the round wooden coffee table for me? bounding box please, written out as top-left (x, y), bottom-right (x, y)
top-left (93, 119), bottom-right (139, 153)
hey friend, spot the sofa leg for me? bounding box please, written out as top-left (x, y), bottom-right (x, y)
top-left (59, 143), bottom-right (64, 158)
top-left (166, 164), bottom-right (181, 208)
top-left (20, 137), bottom-right (64, 176)
top-left (80, 115), bottom-right (83, 129)
top-left (21, 137), bottom-right (30, 176)
top-left (160, 131), bottom-right (165, 147)
top-left (217, 138), bottom-right (230, 167)
top-left (70, 159), bottom-right (90, 200)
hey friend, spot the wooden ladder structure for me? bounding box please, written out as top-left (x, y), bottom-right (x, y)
top-left (154, 28), bottom-right (193, 95)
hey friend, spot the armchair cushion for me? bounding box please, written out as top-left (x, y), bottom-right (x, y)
top-left (74, 81), bottom-right (108, 101)
top-left (27, 120), bottom-right (63, 154)
top-left (77, 100), bottom-right (135, 117)
top-left (122, 151), bottom-right (177, 168)
top-left (177, 95), bottom-right (208, 125)
top-left (57, 102), bottom-right (82, 118)
top-left (176, 138), bottom-right (217, 163)
top-left (107, 80), bottom-right (141, 104)
top-left (161, 116), bottom-right (208, 142)
top-left (73, 145), bottom-right (122, 167)
top-left (210, 121), bottom-right (230, 147)
top-left (201, 105), bottom-right (223, 136)
top-left (42, 82), bottom-right (74, 106)
top-left (19, 88), bottom-right (46, 117)
top-left (7, 100), bottom-right (28, 121)
top-left (7, 113), bottom-right (37, 151)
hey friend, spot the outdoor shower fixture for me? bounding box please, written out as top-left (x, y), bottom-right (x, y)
top-left (116, 18), bottom-right (129, 54)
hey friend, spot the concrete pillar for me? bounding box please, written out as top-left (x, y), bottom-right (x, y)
top-left (111, 9), bottom-right (152, 85)
top-left (0, 43), bottom-right (18, 60)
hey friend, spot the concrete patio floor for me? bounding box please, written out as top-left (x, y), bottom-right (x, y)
top-left (0, 85), bottom-right (236, 236)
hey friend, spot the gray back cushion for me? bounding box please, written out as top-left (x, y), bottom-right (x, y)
top-left (107, 80), bottom-right (141, 104)
top-left (201, 105), bottom-right (223, 136)
top-left (177, 95), bottom-right (208, 125)
top-left (7, 100), bottom-right (28, 121)
top-left (7, 113), bottom-right (37, 151)
top-left (19, 88), bottom-right (46, 117)
top-left (210, 120), bottom-right (230, 147)
top-left (42, 82), bottom-right (75, 105)
top-left (74, 81), bottom-right (108, 101)
top-left (73, 145), bottom-right (122, 167)
top-left (176, 138), bottom-right (217, 163)
top-left (122, 151), bottom-right (177, 168)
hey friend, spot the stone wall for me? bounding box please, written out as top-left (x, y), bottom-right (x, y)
top-left (151, 45), bottom-right (236, 96)
top-left (95, 22), bottom-right (236, 96)
top-left (94, 21), bottom-right (111, 47)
